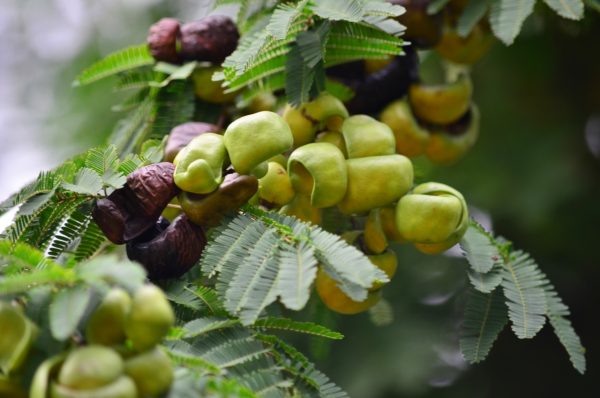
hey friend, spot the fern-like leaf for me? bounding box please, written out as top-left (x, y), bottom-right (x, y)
top-left (468, 265), bottom-right (503, 293)
top-left (542, 278), bottom-right (586, 373)
top-left (74, 44), bottom-right (154, 86)
top-left (489, 0), bottom-right (536, 45)
top-left (312, 0), bottom-right (364, 21)
top-left (460, 288), bottom-right (508, 363)
top-left (427, 0), bottom-right (451, 14)
top-left (49, 285), bottom-right (91, 341)
top-left (543, 0), bottom-right (585, 19)
top-left (457, 0), bottom-right (492, 37)
top-left (501, 250), bottom-right (547, 338)
top-left (252, 317), bottom-right (343, 340)
top-left (276, 240), bottom-right (318, 311)
top-left (460, 222), bottom-right (501, 274)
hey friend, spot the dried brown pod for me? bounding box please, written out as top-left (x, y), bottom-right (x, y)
top-left (126, 215), bottom-right (206, 280)
top-left (163, 122), bottom-right (221, 162)
top-left (147, 18), bottom-right (181, 64)
top-left (180, 172), bottom-right (258, 228)
top-left (92, 163), bottom-right (180, 243)
top-left (180, 15), bottom-right (239, 64)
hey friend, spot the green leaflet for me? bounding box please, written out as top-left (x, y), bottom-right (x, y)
top-left (48, 285), bottom-right (91, 341)
top-left (489, 0), bottom-right (536, 45)
top-left (73, 44), bottom-right (154, 86)
top-left (542, 0), bottom-right (585, 19)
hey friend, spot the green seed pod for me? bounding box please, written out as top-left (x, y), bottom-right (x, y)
top-left (338, 155), bottom-right (414, 215)
top-left (173, 133), bottom-right (228, 194)
top-left (0, 303), bottom-right (38, 375)
top-left (224, 111), bottom-right (293, 175)
top-left (288, 143), bottom-right (348, 208)
top-left (280, 194), bottom-right (322, 225)
top-left (0, 374), bottom-right (27, 398)
top-left (364, 208), bottom-right (388, 254)
top-left (124, 347), bottom-right (173, 397)
top-left (258, 162), bottom-right (295, 206)
top-left (342, 115), bottom-right (396, 158)
top-left (58, 346), bottom-right (123, 390)
top-left (50, 376), bottom-right (137, 398)
top-left (85, 288), bottom-right (131, 347)
top-left (379, 206), bottom-right (406, 243)
top-left (368, 250), bottom-right (398, 291)
top-left (395, 182), bottom-right (468, 254)
top-left (303, 93), bottom-right (349, 125)
top-left (315, 131), bottom-right (347, 157)
top-left (192, 66), bottom-right (238, 104)
top-left (30, 354), bottom-right (66, 398)
top-left (125, 285), bottom-right (175, 352)
top-left (380, 99), bottom-right (431, 157)
top-left (282, 105), bottom-right (317, 148)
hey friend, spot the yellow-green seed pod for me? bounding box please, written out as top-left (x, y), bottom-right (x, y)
top-left (30, 354), bottom-right (66, 398)
top-left (224, 111), bottom-right (293, 175)
top-left (364, 208), bottom-right (388, 254)
top-left (379, 206), bottom-right (406, 243)
top-left (315, 131), bottom-right (347, 157)
top-left (342, 115), bottom-right (396, 158)
top-left (316, 268), bottom-right (381, 315)
top-left (258, 162), bottom-right (295, 206)
top-left (380, 99), bottom-right (431, 157)
top-left (124, 347), bottom-right (173, 397)
top-left (368, 250), bottom-right (398, 291)
top-left (125, 285), bottom-right (175, 352)
top-left (303, 93), bottom-right (349, 124)
top-left (280, 194), bottom-right (322, 225)
top-left (58, 346), bottom-right (123, 390)
top-left (288, 143), bottom-right (348, 208)
top-left (50, 376), bottom-right (137, 398)
top-left (173, 133), bottom-right (228, 194)
top-left (86, 288), bottom-right (131, 347)
top-left (395, 182), bottom-right (468, 254)
top-left (192, 66), bottom-right (237, 104)
top-left (282, 105), bottom-right (317, 148)
top-left (338, 155), bottom-right (414, 215)
top-left (0, 302), bottom-right (38, 375)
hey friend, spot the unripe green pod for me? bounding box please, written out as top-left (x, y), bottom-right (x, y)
top-left (315, 131), bottom-right (347, 157)
top-left (288, 143), bottom-right (347, 208)
top-left (303, 93), bottom-right (349, 124)
top-left (338, 155), bottom-right (413, 215)
top-left (342, 115), bottom-right (396, 158)
top-left (124, 347), bottom-right (173, 397)
top-left (30, 354), bottom-right (66, 398)
top-left (368, 250), bottom-right (398, 291)
top-left (395, 182), bottom-right (468, 253)
top-left (380, 99), bottom-right (431, 157)
top-left (192, 66), bottom-right (238, 104)
top-left (86, 289), bottom-right (131, 347)
top-left (282, 105), bottom-right (317, 148)
top-left (173, 133), bottom-right (228, 194)
top-left (58, 346), bottom-right (123, 390)
top-left (280, 194), bottom-right (322, 225)
top-left (224, 111), bottom-right (293, 175)
top-left (50, 376), bottom-right (136, 398)
top-left (0, 302), bottom-right (38, 374)
top-left (316, 268), bottom-right (381, 315)
top-left (125, 285), bottom-right (175, 352)
top-left (364, 208), bottom-right (388, 254)
top-left (379, 206), bottom-right (406, 242)
top-left (258, 162), bottom-right (295, 206)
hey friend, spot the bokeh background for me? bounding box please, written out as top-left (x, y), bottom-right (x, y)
top-left (1, 1), bottom-right (599, 397)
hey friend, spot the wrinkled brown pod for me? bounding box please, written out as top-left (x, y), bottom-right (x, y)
top-left (92, 163), bottom-right (180, 243)
top-left (126, 215), bottom-right (206, 280)
top-left (147, 18), bottom-right (181, 64)
top-left (180, 15), bottom-right (239, 64)
top-left (179, 172), bottom-right (258, 228)
top-left (164, 122), bottom-right (221, 162)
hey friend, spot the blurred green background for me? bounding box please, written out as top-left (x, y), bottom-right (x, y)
top-left (0, 1), bottom-right (599, 397)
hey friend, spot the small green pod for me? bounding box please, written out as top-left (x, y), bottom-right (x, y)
top-left (315, 131), bottom-right (347, 157)
top-left (124, 285), bottom-right (175, 352)
top-left (282, 105), bottom-right (317, 148)
top-left (124, 347), bottom-right (173, 397)
top-left (303, 93), bottom-right (349, 124)
top-left (364, 208), bottom-right (388, 254)
top-left (85, 288), bottom-right (131, 347)
top-left (288, 143), bottom-right (348, 208)
top-left (173, 133), bottom-right (227, 194)
top-left (280, 194), bottom-right (322, 225)
top-left (338, 155), bottom-right (414, 215)
top-left (0, 303), bottom-right (38, 375)
top-left (57, 346), bottom-right (123, 390)
top-left (342, 115), bottom-right (396, 158)
top-left (258, 162), bottom-right (295, 206)
top-left (380, 99), bottom-right (431, 157)
top-left (50, 376), bottom-right (137, 398)
top-left (224, 111), bottom-right (293, 175)
top-left (368, 250), bottom-right (398, 291)
top-left (395, 182), bottom-right (468, 253)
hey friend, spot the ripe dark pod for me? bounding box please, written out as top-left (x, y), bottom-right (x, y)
top-left (164, 122), bottom-right (221, 163)
top-left (345, 46), bottom-right (419, 114)
top-left (180, 172), bottom-right (258, 228)
top-left (180, 15), bottom-right (239, 64)
top-left (147, 18), bottom-right (181, 64)
top-left (92, 163), bottom-right (180, 244)
top-left (126, 214), bottom-right (206, 280)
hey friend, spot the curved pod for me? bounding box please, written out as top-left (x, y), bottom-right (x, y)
top-left (258, 162), bottom-right (295, 206)
top-left (409, 74), bottom-right (472, 125)
top-left (380, 99), bottom-right (431, 157)
top-left (315, 268), bottom-right (381, 315)
top-left (173, 133), bottom-right (227, 194)
top-left (342, 115), bottom-right (396, 158)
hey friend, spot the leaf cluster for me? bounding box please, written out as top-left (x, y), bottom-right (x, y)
top-left (459, 221), bottom-right (586, 374)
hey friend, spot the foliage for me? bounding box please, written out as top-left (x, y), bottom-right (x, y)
top-left (459, 221), bottom-right (586, 373)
